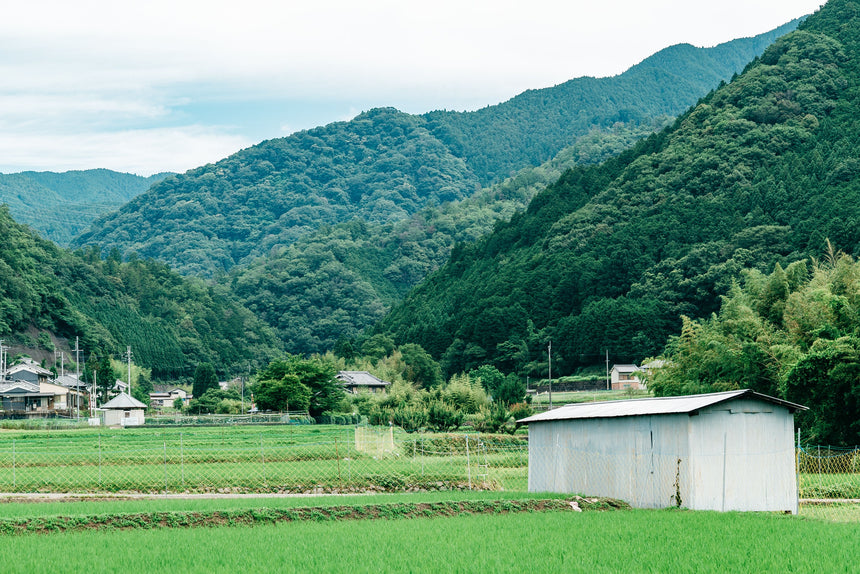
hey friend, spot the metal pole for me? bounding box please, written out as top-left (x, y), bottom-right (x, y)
top-left (127, 346), bottom-right (132, 398)
top-left (466, 435), bottom-right (472, 490)
top-left (181, 432), bottom-right (185, 488)
top-left (606, 349), bottom-right (610, 391)
top-left (548, 341), bottom-right (552, 410)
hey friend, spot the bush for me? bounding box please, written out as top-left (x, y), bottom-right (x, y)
top-left (391, 405), bottom-right (428, 433)
top-left (427, 400), bottom-right (464, 432)
top-left (316, 412), bottom-right (363, 425)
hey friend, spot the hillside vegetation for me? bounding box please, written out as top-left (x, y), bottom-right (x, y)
top-left (0, 206), bottom-right (279, 379)
top-left (0, 169), bottom-right (169, 246)
top-left (226, 122), bottom-right (663, 353)
top-left (381, 1), bottom-right (858, 383)
top-left (71, 22), bottom-right (799, 278)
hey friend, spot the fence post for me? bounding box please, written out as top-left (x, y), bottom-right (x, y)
top-left (421, 434), bottom-right (424, 475)
top-left (180, 432), bottom-right (185, 488)
top-left (336, 437), bottom-right (341, 486)
top-left (12, 439), bottom-right (15, 490)
top-left (466, 434), bottom-right (472, 491)
top-left (260, 433), bottom-right (266, 487)
top-left (98, 433), bottom-right (102, 487)
top-left (163, 439), bottom-right (168, 492)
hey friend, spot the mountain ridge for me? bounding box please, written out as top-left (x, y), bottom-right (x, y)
top-left (70, 20), bottom-right (802, 278)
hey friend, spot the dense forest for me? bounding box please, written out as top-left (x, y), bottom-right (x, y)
top-left (648, 250), bottom-right (860, 445)
top-left (70, 22), bottom-right (798, 278)
top-left (0, 205), bottom-right (280, 379)
top-left (0, 169), bottom-right (170, 246)
top-left (381, 0), bottom-right (859, 386)
top-left (226, 122), bottom-right (664, 354)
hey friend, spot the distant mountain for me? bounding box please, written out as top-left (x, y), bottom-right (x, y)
top-left (0, 205), bottom-right (280, 379)
top-left (71, 20), bottom-right (801, 278)
top-left (380, 1), bottom-right (859, 379)
top-left (0, 169), bottom-right (171, 246)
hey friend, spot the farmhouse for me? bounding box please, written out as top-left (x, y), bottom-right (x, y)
top-left (5, 359), bottom-right (53, 385)
top-left (519, 389), bottom-right (806, 513)
top-left (336, 371), bottom-right (391, 394)
top-left (149, 387), bottom-right (189, 408)
top-left (100, 392), bottom-right (147, 426)
top-left (609, 364), bottom-right (642, 390)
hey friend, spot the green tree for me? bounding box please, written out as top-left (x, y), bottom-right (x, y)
top-left (399, 343), bottom-right (442, 388)
top-left (468, 365), bottom-right (506, 396)
top-left (254, 373), bottom-right (311, 412)
top-left (495, 374), bottom-right (526, 406)
top-left (256, 356), bottom-right (344, 417)
top-left (192, 363), bottom-right (219, 399)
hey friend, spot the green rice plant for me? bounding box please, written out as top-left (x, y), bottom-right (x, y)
top-left (0, 508), bottom-right (855, 573)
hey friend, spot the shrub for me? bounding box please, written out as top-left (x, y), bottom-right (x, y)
top-left (427, 401), bottom-right (464, 432)
top-left (391, 405), bottom-right (428, 433)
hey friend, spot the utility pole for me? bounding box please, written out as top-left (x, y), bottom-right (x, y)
top-left (548, 341), bottom-right (553, 410)
top-left (74, 337), bottom-right (81, 421)
top-left (0, 339), bottom-right (6, 381)
top-left (125, 346), bottom-right (132, 397)
top-left (605, 349), bottom-right (610, 391)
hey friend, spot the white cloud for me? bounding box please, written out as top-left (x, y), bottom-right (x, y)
top-left (0, 128), bottom-right (251, 176)
top-left (0, 0), bottom-right (825, 174)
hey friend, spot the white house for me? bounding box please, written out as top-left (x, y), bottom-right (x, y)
top-left (610, 364), bottom-right (642, 390)
top-left (100, 392), bottom-right (147, 426)
top-left (149, 388), bottom-right (189, 409)
top-left (519, 389), bottom-right (806, 513)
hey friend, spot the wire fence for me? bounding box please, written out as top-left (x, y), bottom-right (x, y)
top-left (797, 444), bottom-right (860, 523)
top-left (0, 426), bottom-right (528, 494)
top-left (0, 425), bottom-right (854, 522)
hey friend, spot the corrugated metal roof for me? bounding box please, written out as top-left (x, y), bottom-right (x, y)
top-left (101, 392), bottom-right (147, 409)
top-left (518, 389), bottom-right (806, 423)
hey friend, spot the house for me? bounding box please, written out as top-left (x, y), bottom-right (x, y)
top-left (0, 379), bottom-right (84, 416)
top-left (0, 381), bottom-right (55, 414)
top-left (149, 387), bottom-right (189, 409)
top-left (518, 389), bottom-right (806, 513)
top-left (100, 392), bottom-right (147, 426)
top-left (336, 371), bottom-right (391, 394)
top-left (609, 364), bottom-right (642, 390)
top-left (5, 359), bottom-right (53, 385)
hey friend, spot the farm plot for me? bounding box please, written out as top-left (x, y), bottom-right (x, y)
top-left (0, 426), bottom-right (527, 494)
top-left (0, 503), bottom-right (855, 573)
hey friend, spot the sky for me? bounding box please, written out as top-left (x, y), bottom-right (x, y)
top-left (0, 0), bottom-right (825, 176)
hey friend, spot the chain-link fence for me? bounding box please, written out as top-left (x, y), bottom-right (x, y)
top-left (798, 445), bottom-right (860, 522)
top-left (0, 426), bottom-right (528, 494)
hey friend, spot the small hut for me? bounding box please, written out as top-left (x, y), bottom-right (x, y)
top-left (519, 389), bottom-right (806, 513)
top-left (100, 392), bottom-right (147, 426)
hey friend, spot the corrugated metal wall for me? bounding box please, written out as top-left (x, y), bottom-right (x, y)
top-left (528, 399), bottom-right (798, 512)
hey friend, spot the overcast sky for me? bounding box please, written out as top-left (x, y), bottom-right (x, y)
top-left (0, 0), bottom-right (825, 176)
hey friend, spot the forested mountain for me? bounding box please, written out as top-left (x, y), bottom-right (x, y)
top-left (423, 19), bottom-right (802, 185)
top-left (0, 169), bottom-right (170, 246)
top-left (380, 0), bottom-right (859, 380)
top-left (71, 21), bottom-right (800, 278)
top-left (0, 206), bottom-right (280, 379)
top-left (227, 122), bottom-right (663, 354)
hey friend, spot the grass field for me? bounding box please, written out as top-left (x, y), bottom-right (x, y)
top-left (0, 425), bottom-right (527, 493)
top-left (0, 500), bottom-right (856, 573)
top-left (530, 389), bottom-right (650, 407)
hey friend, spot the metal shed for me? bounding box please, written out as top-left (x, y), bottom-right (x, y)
top-left (519, 390), bottom-right (806, 513)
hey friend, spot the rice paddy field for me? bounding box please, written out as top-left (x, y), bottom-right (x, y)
top-left (0, 424), bottom-right (856, 572)
top-left (0, 493), bottom-right (856, 573)
top-left (0, 425), bottom-right (528, 493)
